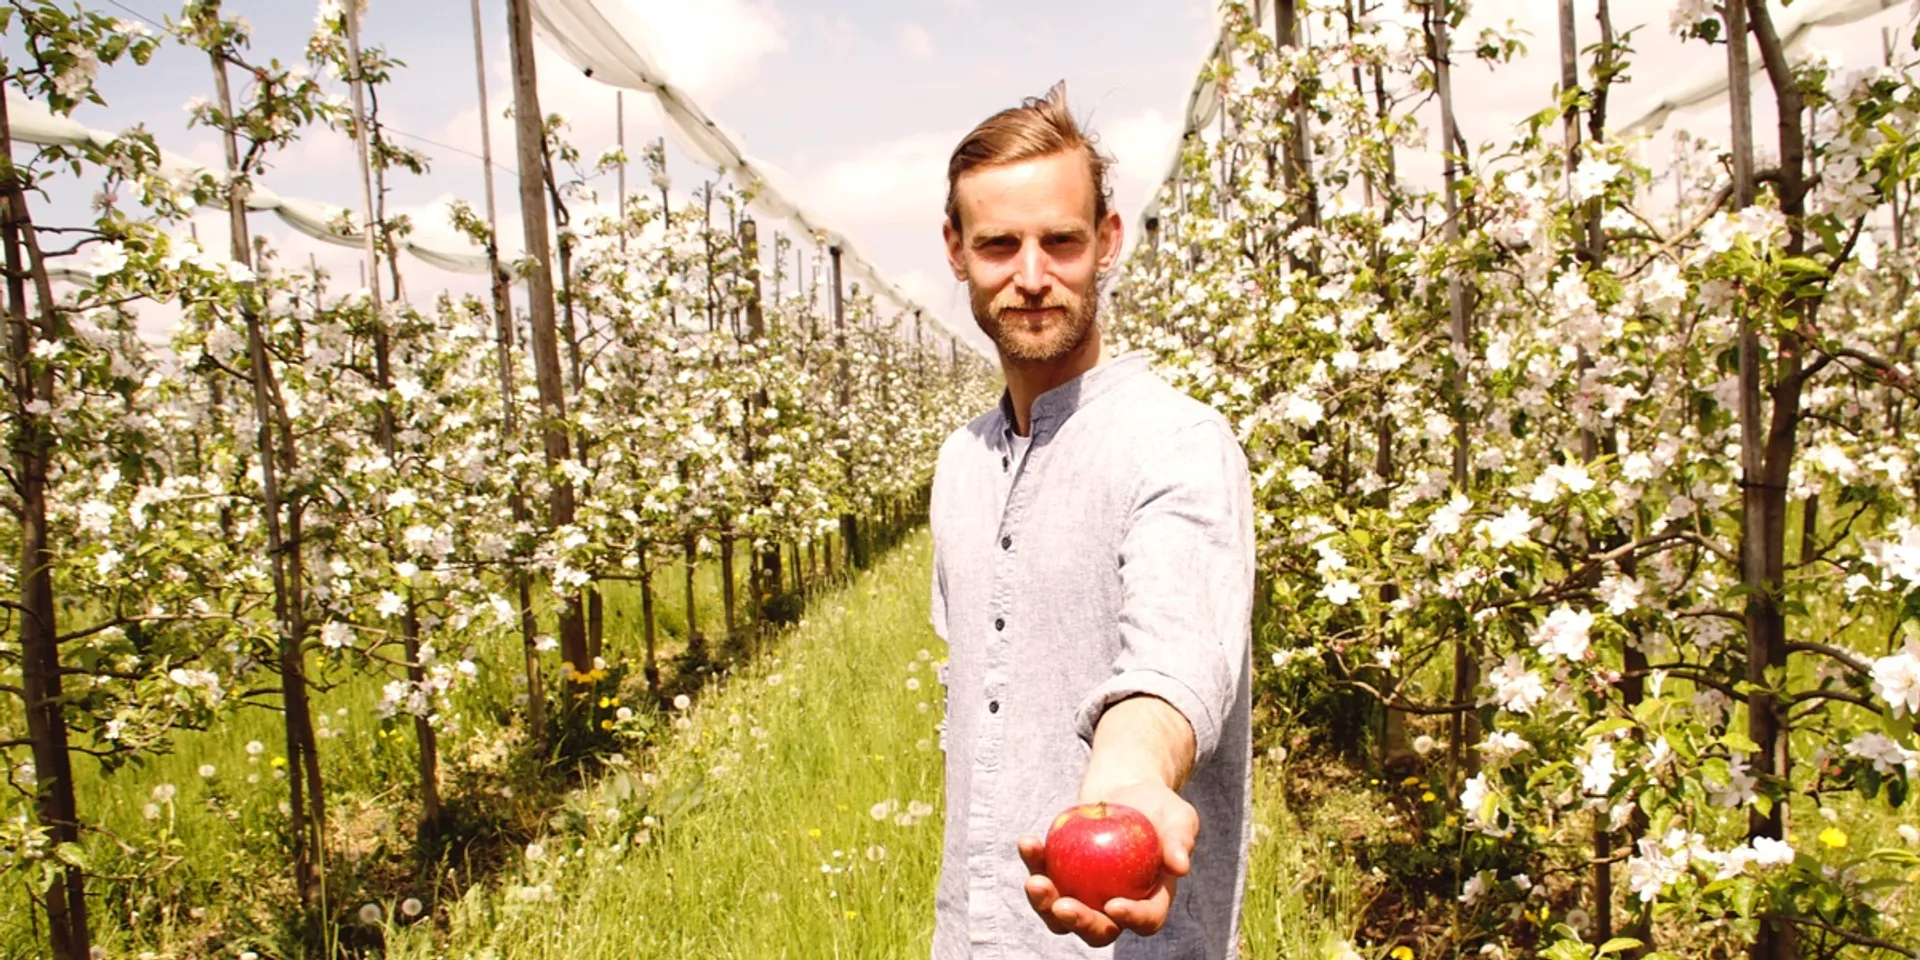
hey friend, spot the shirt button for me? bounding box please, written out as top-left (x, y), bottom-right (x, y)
top-left (989, 700), bottom-right (1000, 714)
top-left (993, 618), bottom-right (1005, 631)
top-left (1000, 535), bottom-right (1011, 550)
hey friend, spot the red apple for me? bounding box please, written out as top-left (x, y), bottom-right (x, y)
top-left (1043, 801), bottom-right (1162, 910)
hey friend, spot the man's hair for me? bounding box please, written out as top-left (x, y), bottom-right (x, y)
top-left (945, 80), bottom-right (1114, 233)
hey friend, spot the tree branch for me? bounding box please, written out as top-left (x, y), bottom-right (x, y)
top-left (1762, 913), bottom-right (1918, 958)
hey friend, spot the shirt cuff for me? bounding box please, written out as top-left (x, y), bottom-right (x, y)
top-left (1073, 668), bottom-right (1222, 770)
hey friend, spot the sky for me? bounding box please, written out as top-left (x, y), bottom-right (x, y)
top-left (15, 0), bottom-right (1920, 358)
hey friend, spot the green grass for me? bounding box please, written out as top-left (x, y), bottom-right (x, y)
top-left (1, 550), bottom-right (755, 958)
top-left (7, 532), bottom-right (1358, 957)
top-left (372, 530), bottom-right (1357, 958)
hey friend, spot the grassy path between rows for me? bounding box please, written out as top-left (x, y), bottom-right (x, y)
top-left (388, 530), bottom-right (1355, 958)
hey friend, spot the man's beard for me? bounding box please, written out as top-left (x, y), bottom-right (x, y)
top-left (972, 285), bottom-right (1098, 364)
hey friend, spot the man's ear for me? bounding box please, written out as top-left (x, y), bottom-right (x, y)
top-left (943, 218), bottom-right (968, 281)
top-left (1094, 208), bottom-right (1125, 273)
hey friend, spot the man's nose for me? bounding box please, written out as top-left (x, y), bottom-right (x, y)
top-left (1013, 241), bottom-right (1048, 296)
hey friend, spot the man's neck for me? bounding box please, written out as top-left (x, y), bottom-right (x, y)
top-left (1002, 330), bottom-right (1105, 437)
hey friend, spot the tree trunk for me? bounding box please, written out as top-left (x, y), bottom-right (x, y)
top-left (342, 5), bottom-right (443, 846)
top-left (1, 93), bottom-right (90, 960)
top-left (1427, 0), bottom-right (1481, 785)
top-left (641, 559), bottom-right (659, 692)
top-left (207, 42), bottom-right (326, 921)
top-left (1275, 0), bottom-right (1319, 244)
top-left (506, 0), bottom-right (589, 679)
top-left (683, 522), bottom-right (703, 663)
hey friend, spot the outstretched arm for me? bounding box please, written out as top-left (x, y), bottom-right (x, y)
top-left (1019, 694), bottom-right (1201, 946)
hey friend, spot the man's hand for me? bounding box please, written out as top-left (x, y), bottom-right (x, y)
top-left (1017, 779), bottom-right (1199, 946)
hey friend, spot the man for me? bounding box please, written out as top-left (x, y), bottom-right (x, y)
top-left (926, 82), bottom-right (1255, 959)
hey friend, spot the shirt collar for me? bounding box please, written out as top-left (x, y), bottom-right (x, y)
top-left (996, 351), bottom-right (1151, 440)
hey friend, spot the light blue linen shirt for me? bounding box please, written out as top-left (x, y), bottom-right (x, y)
top-left (928, 351), bottom-right (1255, 959)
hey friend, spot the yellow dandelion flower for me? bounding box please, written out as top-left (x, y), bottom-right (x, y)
top-left (1421, 791), bottom-right (1437, 803)
top-left (1818, 827), bottom-right (1848, 849)
top-left (844, 910), bottom-right (859, 920)
top-left (270, 756), bottom-right (287, 769)
top-left (808, 828), bottom-right (821, 838)
top-left (1391, 947), bottom-right (1414, 960)
top-left (1401, 775), bottom-right (1421, 787)
top-left (598, 696), bottom-right (613, 708)
top-left (600, 719), bottom-right (613, 730)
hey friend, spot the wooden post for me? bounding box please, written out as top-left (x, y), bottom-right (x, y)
top-left (831, 245), bottom-right (864, 571)
top-left (616, 89), bottom-right (627, 251)
top-left (507, 0), bottom-right (589, 679)
top-left (470, 0), bottom-right (547, 740)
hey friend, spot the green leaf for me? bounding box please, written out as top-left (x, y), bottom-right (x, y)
top-left (52, 842), bottom-right (87, 871)
top-left (1720, 731), bottom-right (1761, 754)
top-left (1598, 938), bottom-right (1646, 956)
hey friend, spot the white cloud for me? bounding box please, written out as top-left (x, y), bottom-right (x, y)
top-left (1095, 107), bottom-right (1181, 192)
top-left (898, 24), bottom-right (935, 61)
top-left (813, 14), bottom-right (860, 59)
top-left (803, 129), bottom-right (962, 234)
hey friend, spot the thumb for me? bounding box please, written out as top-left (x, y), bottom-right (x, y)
top-left (1160, 801), bottom-right (1199, 877)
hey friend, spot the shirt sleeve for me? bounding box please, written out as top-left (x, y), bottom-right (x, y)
top-left (1073, 417), bottom-right (1254, 771)
top-left (930, 546), bottom-right (950, 641)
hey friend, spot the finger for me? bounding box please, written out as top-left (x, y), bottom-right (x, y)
top-left (1023, 875), bottom-right (1072, 935)
top-left (1159, 804), bottom-right (1200, 877)
top-left (1104, 880), bottom-right (1176, 935)
top-left (1017, 834), bottom-right (1047, 876)
top-left (1051, 896), bottom-right (1121, 947)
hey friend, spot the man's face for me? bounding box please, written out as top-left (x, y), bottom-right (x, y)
top-left (944, 150), bottom-right (1123, 364)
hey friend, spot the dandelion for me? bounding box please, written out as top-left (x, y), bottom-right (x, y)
top-left (357, 902), bottom-right (381, 925)
top-left (673, 694), bottom-right (691, 710)
top-left (906, 677), bottom-right (921, 691)
top-left (1391, 947), bottom-right (1415, 960)
top-left (1896, 824), bottom-right (1918, 845)
top-left (526, 841), bottom-right (546, 862)
top-left (808, 828), bottom-right (821, 838)
top-left (245, 740), bottom-right (264, 756)
top-left (1818, 827), bottom-right (1848, 849)
top-left (1412, 735), bottom-right (1436, 756)
top-left (151, 783), bottom-right (176, 804)
top-left (400, 897), bottom-right (423, 918)
top-left (865, 844), bottom-right (887, 862)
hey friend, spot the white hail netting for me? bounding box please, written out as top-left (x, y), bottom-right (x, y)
top-left (530, 0), bottom-right (988, 358)
top-left (1135, 0), bottom-right (1910, 240)
top-left (5, 89), bottom-right (500, 286)
top-left (1619, 0), bottom-right (1908, 133)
